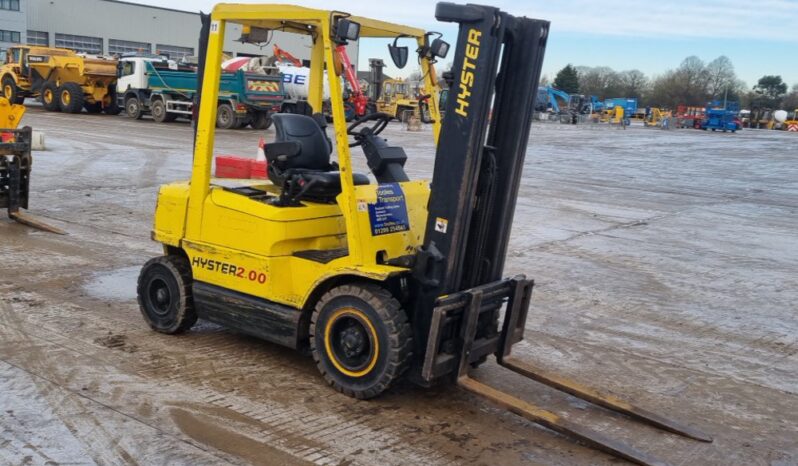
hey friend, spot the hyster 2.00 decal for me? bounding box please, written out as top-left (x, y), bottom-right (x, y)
top-left (191, 256), bottom-right (267, 284)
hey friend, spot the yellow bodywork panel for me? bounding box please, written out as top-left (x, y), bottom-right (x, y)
top-left (0, 97), bottom-right (25, 129)
top-left (154, 178), bottom-right (430, 309)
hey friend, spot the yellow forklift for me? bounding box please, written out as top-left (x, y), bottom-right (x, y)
top-left (137, 4), bottom-right (710, 464)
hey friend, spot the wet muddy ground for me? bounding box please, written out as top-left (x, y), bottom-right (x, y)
top-left (1, 106), bottom-right (796, 465)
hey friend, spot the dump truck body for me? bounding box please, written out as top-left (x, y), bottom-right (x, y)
top-left (0, 46), bottom-right (119, 114)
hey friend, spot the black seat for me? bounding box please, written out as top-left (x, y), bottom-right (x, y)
top-left (265, 113), bottom-right (369, 205)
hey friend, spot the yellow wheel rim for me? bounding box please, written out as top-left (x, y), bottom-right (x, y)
top-left (4, 85), bottom-right (11, 98)
top-left (324, 307), bottom-right (379, 378)
top-left (61, 90), bottom-right (70, 105)
top-left (44, 89), bottom-right (53, 104)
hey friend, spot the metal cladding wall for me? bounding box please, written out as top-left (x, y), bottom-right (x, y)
top-left (0, 1), bottom-right (26, 51)
top-left (24, 0), bottom-right (359, 64)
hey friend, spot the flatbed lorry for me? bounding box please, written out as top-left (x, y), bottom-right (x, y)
top-left (116, 56), bottom-right (284, 129)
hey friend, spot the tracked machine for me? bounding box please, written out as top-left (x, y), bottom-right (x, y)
top-left (136, 4), bottom-right (711, 464)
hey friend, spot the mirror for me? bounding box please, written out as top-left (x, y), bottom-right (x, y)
top-left (388, 37), bottom-right (408, 69)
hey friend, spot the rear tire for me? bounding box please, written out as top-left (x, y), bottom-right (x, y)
top-left (216, 103), bottom-right (237, 129)
top-left (40, 82), bottom-right (60, 111)
top-left (310, 283), bottom-right (412, 399)
top-left (104, 92), bottom-right (122, 115)
top-left (2, 76), bottom-right (25, 104)
top-left (125, 96), bottom-right (143, 119)
top-left (84, 102), bottom-right (102, 114)
top-left (151, 99), bottom-right (174, 123)
top-left (251, 111), bottom-right (273, 130)
top-left (58, 82), bottom-right (85, 113)
top-left (137, 255), bottom-right (197, 334)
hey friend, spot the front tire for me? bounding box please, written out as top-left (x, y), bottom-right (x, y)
top-left (310, 283), bottom-right (412, 399)
top-left (137, 255), bottom-right (197, 334)
top-left (2, 76), bottom-right (25, 104)
top-left (126, 96), bottom-right (143, 119)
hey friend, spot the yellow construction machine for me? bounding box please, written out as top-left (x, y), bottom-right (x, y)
top-left (644, 107), bottom-right (672, 128)
top-left (0, 96), bottom-right (64, 233)
top-left (1, 46), bottom-right (120, 114)
top-left (376, 78), bottom-right (423, 121)
top-left (136, 4), bottom-right (711, 465)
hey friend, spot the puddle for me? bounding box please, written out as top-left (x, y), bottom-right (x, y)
top-left (83, 266), bottom-right (140, 301)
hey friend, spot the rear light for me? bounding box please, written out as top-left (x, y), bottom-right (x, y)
top-left (236, 103), bottom-right (247, 111)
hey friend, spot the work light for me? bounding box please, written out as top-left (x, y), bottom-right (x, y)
top-left (334, 19), bottom-right (361, 42)
top-left (429, 38), bottom-right (449, 59)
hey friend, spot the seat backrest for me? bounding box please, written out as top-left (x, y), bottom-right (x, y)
top-left (271, 113), bottom-right (331, 171)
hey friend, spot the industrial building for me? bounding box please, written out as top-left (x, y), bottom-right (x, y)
top-left (0, 0), bottom-right (358, 64)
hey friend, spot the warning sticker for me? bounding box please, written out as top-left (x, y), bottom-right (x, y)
top-left (368, 183), bottom-right (410, 236)
top-left (434, 217), bottom-right (448, 233)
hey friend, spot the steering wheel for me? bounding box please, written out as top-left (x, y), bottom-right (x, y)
top-left (347, 112), bottom-right (392, 147)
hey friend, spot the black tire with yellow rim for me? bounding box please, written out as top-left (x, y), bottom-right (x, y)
top-left (41, 82), bottom-right (60, 111)
top-left (58, 82), bottom-right (85, 114)
top-left (2, 75), bottom-right (25, 104)
top-left (310, 283), bottom-right (412, 399)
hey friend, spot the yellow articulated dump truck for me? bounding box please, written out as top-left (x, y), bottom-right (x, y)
top-left (1, 46), bottom-right (121, 114)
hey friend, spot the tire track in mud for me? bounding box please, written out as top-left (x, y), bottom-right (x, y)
top-left (0, 291), bottom-right (555, 465)
top-left (0, 298), bottom-right (143, 465)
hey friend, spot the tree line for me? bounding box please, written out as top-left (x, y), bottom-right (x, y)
top-left (545, 57), bottom-right (798, 110)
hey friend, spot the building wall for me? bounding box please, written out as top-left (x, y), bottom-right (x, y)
top-left (0, 0), bottom-right (26, 51)
top-left (25, 0), bottom-right (358, 65)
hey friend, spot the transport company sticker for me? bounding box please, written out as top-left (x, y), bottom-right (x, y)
top-left (368, 183), bottom-right (410, 236)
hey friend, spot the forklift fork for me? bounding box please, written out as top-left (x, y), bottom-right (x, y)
top-left (1, 127), bottom-right (65, 234)
top-left (439, 278), bottom-right (711, 466)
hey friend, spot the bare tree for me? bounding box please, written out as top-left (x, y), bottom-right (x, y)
top-left (705, 56), bottom-right (737, 100)
top-left (648, 71), bottom-right (682, 108)
top-left (674, 56), bottom-right (710, 105)
top-left (619, 69), bottom-right (649, 100)
top-left (575, 66), bottom-right (622, 98)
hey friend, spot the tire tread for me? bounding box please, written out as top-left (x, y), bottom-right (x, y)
top-left (310, 283), bottom-right (412, 399)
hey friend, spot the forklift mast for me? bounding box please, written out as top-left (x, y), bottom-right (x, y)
top-left (368, 58), bottom-right (385, 101)
top-left (412, 3), bottom-right (548, 360)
